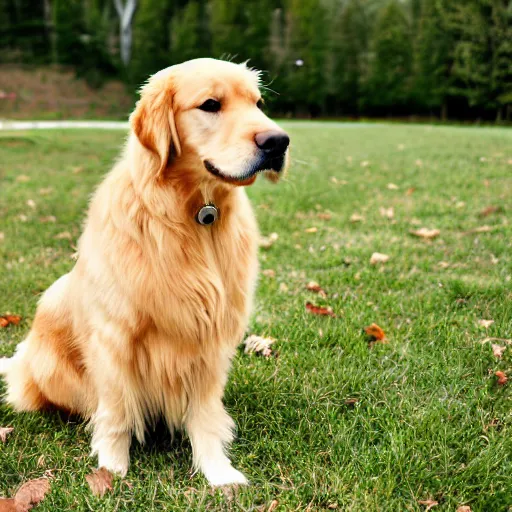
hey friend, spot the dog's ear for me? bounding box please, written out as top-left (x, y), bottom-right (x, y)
top-left (130, 79), bottom-right (182, 178)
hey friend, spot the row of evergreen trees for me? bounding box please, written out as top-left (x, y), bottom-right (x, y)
top-left (1, 0), bottom-right (511, 120)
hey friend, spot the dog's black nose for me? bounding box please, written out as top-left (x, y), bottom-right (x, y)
top-left (255, 130), bottom-right (290, 156)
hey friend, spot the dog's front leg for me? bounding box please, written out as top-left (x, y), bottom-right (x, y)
top-left (88, 332), bottom-right (134, 477)
top-left (185, 396), bottom-right (247, 486)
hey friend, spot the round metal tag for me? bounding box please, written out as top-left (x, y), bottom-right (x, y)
top-left (196, 204), bottom-right (219, 226)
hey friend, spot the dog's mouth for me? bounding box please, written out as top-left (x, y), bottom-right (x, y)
top-left (204, 154), bottom-right (285, 186)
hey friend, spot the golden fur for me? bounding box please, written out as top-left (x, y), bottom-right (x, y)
top-left (0, 58), bottom-right (289, 486)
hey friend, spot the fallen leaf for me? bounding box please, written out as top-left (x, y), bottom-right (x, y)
top-left (410, 228), bottom-right (440, 239)
top-left (305, 227), bottom-right (318, 233)
top-left (478, 206), bottom-right (502, 218)
top-left (86, 468), bottom-right (113, 498)
top-left (462, 225), bottom-right (493, 235)
top-left (71, 166), bottom-right (83, 174)
top-left (379, 207), bottom-right (394, 219)
top-left (0, 427), bottom-right (14, 443)
top-left (259, 232), bottom-right (279, 249)
top-left (478, 319), bottom-right (494, 329)
top-left (456, 507), bottom-right (471, 512)
top-left (415, 159), bottom-right (423, 167)
top-left (16, 175), bottom-right (30, 182)
top-left (495, 371), bottom-right (508, 386)
top-left (305, 302), bottom-right (335, 318)
top-left (54, 231), bottom-right (72, 240)
top-left (364, 323), bottom-right (387, 346)
top-left (418, 499), bottom-right (438, 511)
top-left (350, 213), bottom-right (364, 223)
top-left (344, 398), bottom-right (358, 406)
top-left (491, 344), bottom-right (506, 359)
top-left (279, 282), bottom-right (289, 293)
top-left (243, 335), bottom-right (275, 357)
top-left (370, 252), bottom-right (389, 265)
top-left (0, 315), bottom-right (22, 328)
top-left (38, 187), bottom-right (53, 196)
top-left (317, 212), bottom-right (331, 220)
top-left (306, 281), bottom-right (327, 298)
top-left (360, 160), bottom-right (370, 167)
top-left (387, 183), bottom-right (399, 190)
top-left (0, 232), bottom-right (4, 242)
top-left (267, 500), bottom-right (279, 512)
top-left (39, 216), bottom-right (56, 223)
top-left (406, 187), bottom-right (416, 196)
top-left (262, 269), bottom-right (276, 278)
top-left (18, 214), bottom-right (28, 222)
top-left (3, 478), bottom-right (51, 512)
top-left (26, 199), bottom-right (36, 209)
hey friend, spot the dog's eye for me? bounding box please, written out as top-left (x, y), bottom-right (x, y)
top-left (256, 99), bottom-right (264, 110)
top-left (198, 99), bottom-right (221, 113)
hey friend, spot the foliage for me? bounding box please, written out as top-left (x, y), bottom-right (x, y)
top-left (0, 0), bottom-right (511, 120)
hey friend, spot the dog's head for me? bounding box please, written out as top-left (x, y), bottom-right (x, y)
top-left (130, 58), bottom-right (289, 185)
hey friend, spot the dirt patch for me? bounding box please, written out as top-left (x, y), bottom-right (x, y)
top-left (0, 65), bottom-right (133, 120)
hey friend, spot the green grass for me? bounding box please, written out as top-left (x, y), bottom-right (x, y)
top-left (1, 123), bottom-right (511, 511)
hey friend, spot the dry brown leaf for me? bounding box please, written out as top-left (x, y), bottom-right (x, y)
top-left (262, 269), bottom-right (276, 278)
top-left (478, 206), bottom-right (502, 218)
top-left (387, 183), bottom-right (399, 190)
top-left (462, 225), bottom-right (493, 235)
top-left (344, 398), bottom-right (358, 406)
top-left (364, 323), bottom-right (387, 347)
top-left (38, 187), bottom-right (53, 196)
top-left (26, 200), bottom-right (36, 209)
top-left (86, 468), bottom-right (113, 498)
top-left (54, 231), bottom-right (72, 240)
top-left (7, 478), bottom-right (51, 512)
top-left (379, 207), bottom-right (394, 219)
top-left (370, 252), bottom-right (389, 265)
top-left (16, 175), bottom-right (30, 183)
top-left (243, 335), bottom-right (275, 358)
top-left (0, 427), bottom-right (14, 443)
top-left (0, 232), bottom-right (4, 242)
top-left (478, 319), bottom-right (494, 329)
top-left (491, 344), bottom-right (506, 359)
top-left (0, 498), bottom-right (16, 512)
top-left (350, 213), bottom-right (364, 223)
top-left (305, 227), bottom-right (318, 233)
top-left (306, 281), bottom-right (327, 298)
top-left (418, 499), bottom-right (438, 511)
top-left (259, 232), bottom-right (279, 249)
top-left (456, 506), bottom-right (471, 512)
top-left (406, 187), bottom-right (416, 196)
top-left (71, 166), bottom-right (84, 174)
top-left (39, 216), bottom-right (56, 224)
top-left (495, 371), bottom-right (508, 386)
top-left (317, 212), bottom-right (331, 220)
top-left (0, 315), bottom-right (22, 328)
top-left (267, 500), bottom-right (278, 512)
top-left (410, 228), bottom-right (440, 240)
top-left (305, 302), bottom-right (336, 318)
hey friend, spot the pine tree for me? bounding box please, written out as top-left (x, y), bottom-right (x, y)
top-left (365, 0), bottom-right (413, 114)
top-left (331, 0), bottom-right (370, 115)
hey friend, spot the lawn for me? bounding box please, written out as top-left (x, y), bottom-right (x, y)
top-left (0, 123), bottom-right (511, 511)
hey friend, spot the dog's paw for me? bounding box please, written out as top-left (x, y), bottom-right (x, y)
top-left (92, 438), bottom-right (130, 477)
top-left (204, 464), bottom-right (248, 487)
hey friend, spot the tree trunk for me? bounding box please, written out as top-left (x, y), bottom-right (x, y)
top-left (441, 100), bottom-right (448, 122)
top-left (113, 0), bottom-right (137, 66)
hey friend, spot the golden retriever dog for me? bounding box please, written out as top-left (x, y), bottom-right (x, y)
top-left (0, 58), bottom-right (289, 486)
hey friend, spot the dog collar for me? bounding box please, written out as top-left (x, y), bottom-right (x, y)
top-left (196, 204), bottom-right (219, 226)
